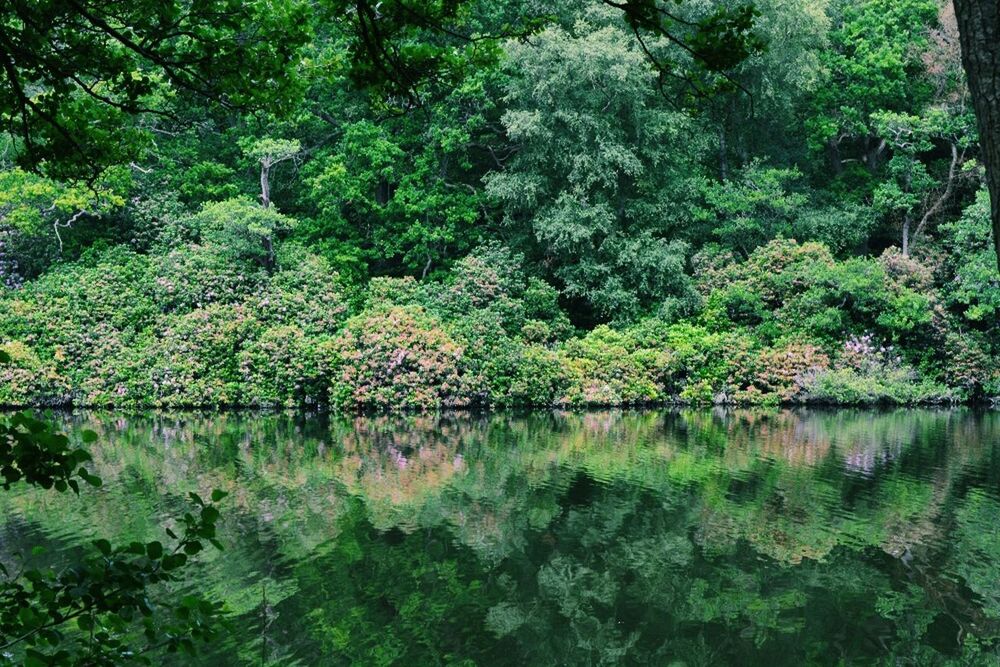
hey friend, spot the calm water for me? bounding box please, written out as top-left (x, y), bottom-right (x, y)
top-left (3, 409), bottom-right (1000, 665)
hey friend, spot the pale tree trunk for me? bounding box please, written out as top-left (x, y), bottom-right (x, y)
top-left (260, 159), bottom-right (272, 209)
top-left (954, 0), bottom-right (1000, 271)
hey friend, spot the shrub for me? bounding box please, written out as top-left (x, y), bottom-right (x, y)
top-left (799, 367), bottom-right (952, 404)
top-left (939, 331), bottom-right (999, 398)
top-left (153, 245), bottom-right (266, 312)
top-left (239, 326), bottom-right (337, 407)
top-left (659, 323), bottom-right (756, 401)
top-left (253, 248), bottom-right (349, 335)
top-left (330, 307), bottom-right (469, 410)
top-left (142, 304), bottom-right (255, 407)
top-left (748, 342), bottom-right (830, 401)
top-left (558, 326), bottom-right (666, 405)
top-left (504, 344), bottom-right (571, 406)
top-left (71, 323), bottom-right (151, 406)
top-left (0, 341), bottom-right (70, 406)
top-left (428, 243), bottom-right (572, 338)
top-left (940, 190), bottom-right (1000, 329)
top-left (800, 334), bottom-right (954, 404)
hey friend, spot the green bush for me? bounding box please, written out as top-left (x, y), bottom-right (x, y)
top-left (0, 340), bottom-right (70, 406)
top-left (800, 334), bottom-right (953, 404)
top-left (558, 326), bottom-right (666, 405)
top-left (143, 305), bottom-right (254, 407)
top-left (330, 306), bottom-right (470, 410)
top-left (239, 326), bottom-right (337, 408)
top-left (505, 344), bottom-right (571, 406)
top-left (153, 244), bottom-right (265, 312)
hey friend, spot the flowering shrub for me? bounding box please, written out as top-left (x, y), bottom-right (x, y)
top-left (939, 331), bottom-right (999, 398)
top-left (427, 244), bottom-right (572, 338)
top-left (253, 249), bottom-right (349, 335)
top-left (658, 323), bottom-right (757, 402)
top-left (0, 341), bottom-right (70, 406)
top-left (557, 326), bottom-right (666, 405)
top-left (239, 326), bottom-right (337, 407)
top-left (0, 236), bottom-right (990, 410)
top-left (697, 239), bottom-right (936, 348)
top-left (330, 307), bottom-right (469, 410)
top-left (153, 245), bottom-right (266, 312)
top-left (799, 334), bottom-right (953, 404)
top-left (747, 342), bottom-right (830, 401)
top-left (143, 305), bottom-right (254, 407)
top-left (71, 322), bottom-right (150, 406)
top-left (504, 344), bottom-right (570, 406)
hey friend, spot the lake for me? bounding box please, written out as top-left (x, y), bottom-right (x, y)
top-left (3, 409), bottom-right (1000, 665)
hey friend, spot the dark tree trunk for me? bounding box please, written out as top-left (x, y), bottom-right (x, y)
top-left (827, 137), bottom-right (843, 176)
top-left (719, 124), bottom-right (729, 180)
top-left (954, 0), bottom-right (1000, 271)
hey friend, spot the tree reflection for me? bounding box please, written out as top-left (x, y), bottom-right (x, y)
top-left (1, 408), bottom-right (999, 664)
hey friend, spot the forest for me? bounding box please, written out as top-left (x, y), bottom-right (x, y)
top-left (0, 0), bottom-right (999, 410)
top-left (3, 1), bottom-right (1000, 665)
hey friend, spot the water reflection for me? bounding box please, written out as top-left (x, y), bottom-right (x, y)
top-left (2, 408), bottom-right (1000, 665)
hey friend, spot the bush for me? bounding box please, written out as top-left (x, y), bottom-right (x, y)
top-left (659, 322), bottom-right (756, 402)
top-left (0, 341), bottom-right (70, 406)
top-left (557, 326), bottom-right (666, 405)
top-left (253, 248), bottom-right (349, 335)
top-left (800, 334), bottom-right (954, 404)
top-left (331, 306), bottom-right (470, 410)
top-left (142, 305), bottom-right (255, 407)
top-left (194, 198), bottom-right (296, 271)
top-left (747, 342), bottom-right (830, 401)
top-left (504, 344), bottom-right (571, 406)
top-left (153, 245), bottom-right (266, 312)
top-left (940, 190), bottom-right (1000, 329)
top-left (239, 327), bottom-right (337, 407)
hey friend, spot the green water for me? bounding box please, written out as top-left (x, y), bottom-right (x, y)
top-left (3, 409), bottom-right (1000, 665)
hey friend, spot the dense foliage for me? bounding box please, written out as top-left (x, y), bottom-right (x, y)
top-left (0, 391), bottom-right (228, 664)
top-left (1, 0), bottom-right (999, 409)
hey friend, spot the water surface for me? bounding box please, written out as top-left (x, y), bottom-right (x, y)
top-left (3, 409), bottom-right (1000, 665)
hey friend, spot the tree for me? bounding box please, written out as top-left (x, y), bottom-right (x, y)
top-left (328, 0), bottom-right (765, 105)
top-left (241, 138), bottom-right (302, 210)
top-left (806, 0), bottom-right (939, 178)
top-left (193, 197), bottom-right (296, 271)
top-left (702, 162), bottom-right (806, 256)
top-left (0, 0), bottom-right (309, 177)
top-left (953, 0), bottom-right (1000, 271)
top-left (485, 12), bottom-right (706, 321)
top-left (872, 108), bottom-right (975, 255)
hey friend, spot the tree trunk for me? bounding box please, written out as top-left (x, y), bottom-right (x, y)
top-left (260, 160), bottom-right (272, 209)
top-left (902, 213), bottom-right (912, 256)
top-left (954, 0), bottom-right (1000, 271)
top-left (827, 138), bottom-right (843, 176)
top-left (865, 137), bottom-right (887, 174)
top-left (719, 125), bottom-right (729, 180)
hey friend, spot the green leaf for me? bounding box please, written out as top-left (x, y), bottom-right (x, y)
top-left (162, 553), bottom-right (188, 571)
top-left (93, 539), bottom-right (112, 556)
top-left (146, 541), bottom-right (164, 559)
